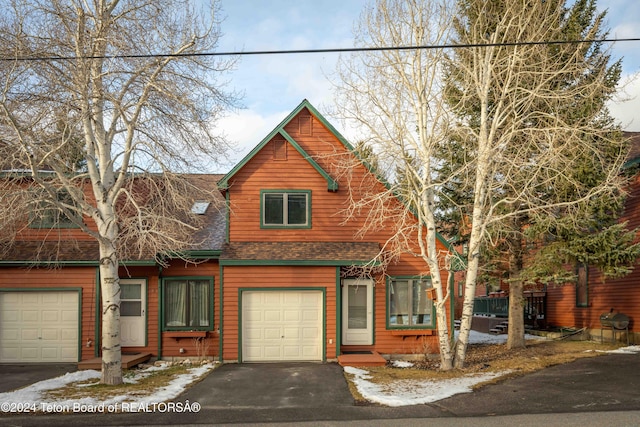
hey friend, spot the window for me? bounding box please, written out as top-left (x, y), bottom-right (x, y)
top-left (163, 278), bottom-right (212, 330)
top-left (30, 191), bottom-right (79, 228)
top-left (121, 283), bottom-right (142, 317)
top-left (261, 190), bottom-right (311, 228)
top-left (388, 277), bottom-right (434, 328)
top-left (576, 263), bottom-right (588, 307)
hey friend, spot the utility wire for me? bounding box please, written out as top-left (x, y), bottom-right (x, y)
top-left (2, 37), bottom-right (640, 62)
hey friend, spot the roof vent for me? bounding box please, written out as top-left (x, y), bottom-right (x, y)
top-left (191, 201), bottom-right (210, 215)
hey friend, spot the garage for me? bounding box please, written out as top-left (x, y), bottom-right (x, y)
top-left (242, 290), bottom-right (323, 362)
top-left (0, 291), bottom-right (79, 363)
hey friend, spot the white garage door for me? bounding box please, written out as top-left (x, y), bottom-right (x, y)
top-left (0, 291), bottom-right (79, 363)
top-left (242, 290), bottom-right (322, 362)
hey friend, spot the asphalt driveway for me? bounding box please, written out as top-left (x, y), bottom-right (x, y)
top-left (180, 362), bottom-right (354, 409)
top-left (0, 364), bottom-right (77, 393)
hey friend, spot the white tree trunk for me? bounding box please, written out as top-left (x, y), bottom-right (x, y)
top-left (100, 245), bottom-right (122, 385)
top-left (97, 201), bottom-right (122, 385)
top-left (454, 232), bottom-right (481, 368)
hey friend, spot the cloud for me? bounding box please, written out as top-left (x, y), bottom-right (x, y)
top-left (215, 108), bottom-right (291, 171)
top-left (609, 71), bottom-right (640, 131)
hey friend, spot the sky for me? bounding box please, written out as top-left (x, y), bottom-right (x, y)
top-left (213, 0), bottom-right (640, 172)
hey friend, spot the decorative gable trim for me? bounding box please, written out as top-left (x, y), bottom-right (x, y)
top-left (280, 129), bottom-right (338, 191)
top-left (218, 99), bottom-right (339, 192)
top-left (218, 99), bottom-right (464, 268)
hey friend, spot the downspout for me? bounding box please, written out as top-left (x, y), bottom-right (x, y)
top-left (157, 265), bottom-right (163, 360)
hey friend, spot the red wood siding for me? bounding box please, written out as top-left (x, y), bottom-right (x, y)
top-left (546, 172), bottom-right (640, 334)
top-left (223, 108), bottom-right (453, 357)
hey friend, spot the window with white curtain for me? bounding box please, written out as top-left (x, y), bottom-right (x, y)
top-left (388, 277), bottom-right (434, 328)
top-left (164, 278), bottom-right (211, 329)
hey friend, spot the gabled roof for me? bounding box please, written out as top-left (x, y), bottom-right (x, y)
top-left (218, 99), bottom-right (341, 192)
top-left (219, 99), bottom-right (464, 265)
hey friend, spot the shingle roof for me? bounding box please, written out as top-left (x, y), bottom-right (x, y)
top-left (182, 174), bottom-right (227, 252)
top-left (0, 240), bottom-right (100, 263)
top-left (0, 173), bottom-right (227, 263)
top-left (625, 132), bottom-right (640, 163)
top-left (220, 241), bottom-right (381, 264)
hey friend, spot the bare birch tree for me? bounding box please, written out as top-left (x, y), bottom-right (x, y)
top-left (445, 0), bottom-right (629, 364)
top-left (332, 0), bottom-right (459, 370)
top-left (334, 0), bottom-right (630, 370)
top-left (0, 0), bottom-right (238, 384)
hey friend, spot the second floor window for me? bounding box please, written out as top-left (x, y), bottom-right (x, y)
top-left (262, 191), bottom-right (310, 228)
top-left (30, 191), bottom-right (79, 229)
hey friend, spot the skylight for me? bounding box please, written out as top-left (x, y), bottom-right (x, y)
top-left (191, 201), bottom-right (210, 215)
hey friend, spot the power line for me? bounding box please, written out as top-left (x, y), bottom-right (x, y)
top-left (2, 37), bottom-right (640, 62)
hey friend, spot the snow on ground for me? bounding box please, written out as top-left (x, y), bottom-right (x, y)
top-left (0, 363), bottom-right (215, 413)
top-left (2, 332), bottom-right (640, 411)
top-left (345, 365), bottom-right (504, 407)
top-left (345, 331), bottom-right (640, 407)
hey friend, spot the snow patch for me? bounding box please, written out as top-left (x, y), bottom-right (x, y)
top-left (390, 360), bottom-right (414, 368)
top-left (346, 365), bottom-right (504, 407)
top-left (0, 363), bottom-right (216, 411)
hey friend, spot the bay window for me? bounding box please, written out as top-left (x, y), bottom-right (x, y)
top-left (388, 277), bottom-right (434, 328)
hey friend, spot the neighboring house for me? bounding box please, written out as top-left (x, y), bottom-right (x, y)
top-left (544, 131), bottom-right (640, 343)
top-left (0, 99), bottom-right (456, 365)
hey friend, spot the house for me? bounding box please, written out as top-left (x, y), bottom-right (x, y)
top-left (0, 99), bottom-right (456, 365)
top-left (468, 132), bottom-right (640, 343)
top-left (543, 131), bottom-right (640, 343)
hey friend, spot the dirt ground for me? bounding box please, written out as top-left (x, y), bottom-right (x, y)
top-left (362, 338), bottom-right (625, 385)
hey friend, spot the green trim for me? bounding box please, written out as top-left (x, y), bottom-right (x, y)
top-left (218, 264), bottom-right (224, 363)
top-left (225, 191), bottom-right (231, 243)
top-left (335, 268), bottom-right (341, 358)
top-left (260, 189), bottom-right (312, 229)
top-left (280, 129), bottom-right (339, 191)
top-left (160, 276), bottom-right (215, 332)
top-left (163, 250), bottom-right (221, 260)
top-left (0, 259), bottom-right (157, 267)
top-left (385, 275), bottom-right (436, 330)
top-left (220, 259), bottom-right (380, 267)
top-left (218, 100), bottom-right (339, 192)
top-left (157, 266), bottom-right (163, 359)
top-left (217, 99), bottom-right (464, 267)
top-left (0, 260), bottom-right (100, 266)
top-left (78, 288), bottom-right (83, 362)
top-left (624, 157), bottom-right (640, 169)
top-left (0, 287), bottom-right (83, 362)
top-left (237, 287), bottom-right (326, 363)
top-left (94, 268), bottom-right (100, 358)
